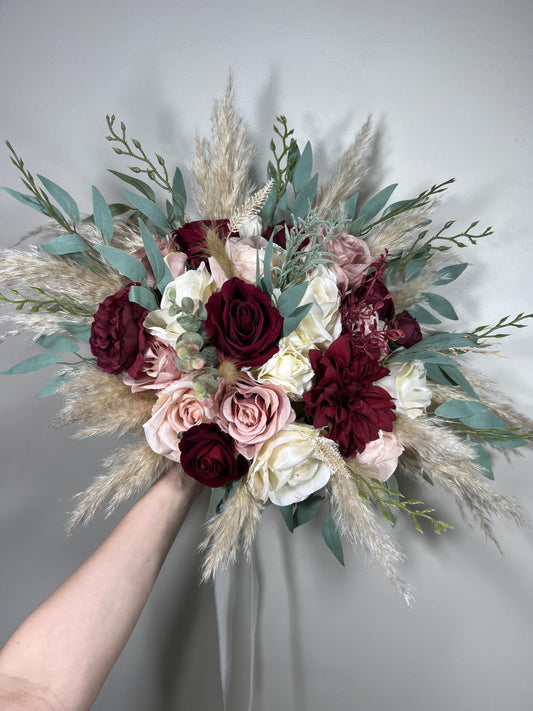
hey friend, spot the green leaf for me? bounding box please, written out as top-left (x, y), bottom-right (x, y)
top-left (349, 214), bottom-right (368, 235)
top-left (433, 263), bottom-right (468, 286)
top-left (408, 304), bottom-right (441, 325)
top-left (292, 173), bottom-right (318, 220)
top-left (38, 234), bottom-right (89, 255)
top-left (439, 364), bottom-right (478, 398)
top-left (358, 184), bottom-right (397, 221)
top-left (282, 302), bottom-right (313, 338)
top-left (1, 352), bottom-right (61, 375)
top-left (129, 285), bottom-right (159, 311)
top-left (138, 219), bottom-right (173, 292)
top-left (435, 400), bottom-right (507, 430)
top-left (471, 443), bottom-right (494, 480)
top-left (291, 141), bottom-right (313, 193)
top-left (280, 504), bottom-right (295, 532)
top-left (37, 175), bottom-right (79, 222)
top-left (58, 322), bottom-right (92, 342)
top-left (36, 333), bottom-right (79, 353)
top-left (322, 512), bottom-right (345, 566)
top-left (344, 192), bottom-right (359, 221)
top-left (294, 494), bottom-right (322, 528)
top-left (403, 258), bottom-right (427, 281)
top-left (92, 186), bottom-right (114, 243)
top-left (108, 169), bottom-right (156, 201)
top-left (35, 372), bottom-right (70, 398)
top-left (422, 292), bottom-right (459, 320)
top-left (95, 244), bottom-right (148, 282)
top-left (172, 166), bottom-right (187, 214)
top-left (0, 186), bottom-right (47, 215)
top-left (123, 189), bottom-right (170, 231)
top-left (207, 486), bottom-right (227, 518)
top-left (262, 234), bottom-right (274, 295)
top-left (276, 281), bottom-right (308, 317)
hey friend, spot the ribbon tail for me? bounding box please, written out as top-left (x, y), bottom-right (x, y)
top-left (214, 569), bottom-right (237, 709)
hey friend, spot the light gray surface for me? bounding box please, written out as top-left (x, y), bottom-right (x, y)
top-left (1, 1), bottom-right (532, 710)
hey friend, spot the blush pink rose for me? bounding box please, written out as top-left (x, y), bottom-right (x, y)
top-left (132, 236), bottom-right (187, 287)
top-left (355, 430), bottom-right (404, 482)
top-left (143, 379), bottom-right (214, 461)
top-left (214, 374), bottom-right (295, 458)
top-left (123, 336), bottom-right (183, 392)
top-left (209, 236), bottom-right (269, 288)
top-left (326, 233), bottom-right (373, 290)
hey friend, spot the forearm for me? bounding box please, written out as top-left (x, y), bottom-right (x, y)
top-left (0, 468), bottom-right (200, 711)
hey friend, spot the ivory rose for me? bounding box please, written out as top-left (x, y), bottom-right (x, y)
top-left (254, 332), bottom-right (315, 398)
top-left (325, 233), bottom-right (373, 289)
top-left (354, 430), bottom-right (404, 481)
top-left (293, 266), bottom-right (342, 349)
top-left (376, 360), bottom-right (431, 419)
top-left (214, 375), bottom-right (295, 458)
top-left (143, 263), bottom-right (216, 346)
top-left (248, 423), bottom-right (332, 506)
top-left (143, 378), bottom-right (214, 461)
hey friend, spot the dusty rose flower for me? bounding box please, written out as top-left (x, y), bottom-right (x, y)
top-left (123, 336), bottom-right (182, 392)
top-left (131, 236), bottom-right (187, 286)
top-left (209, 235), bottom-right (269, 288)
top-left (214, 374), bottom-right (295, 458)
top-left (143, 378), bottom-right (214, 461)
top-left (325, 233), bottom-right (373, 289)
top-left (355, 430), bottom-right (404, 481)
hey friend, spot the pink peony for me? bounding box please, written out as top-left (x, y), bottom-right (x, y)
top-left (123, 335), bottom-right (183, 392)
top-left (143, 379), bottom-right (214, 461)
top-left (355, 430), bottom-right (404, 481)
top-left (131, 236), bottom-right (187, 286)
top-left (214, 374), bottom-right (295, 458)
top-left (325, 233), bottom-right (373, 290)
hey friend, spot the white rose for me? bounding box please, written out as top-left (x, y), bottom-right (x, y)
top-left (294, 266), bottom-right (341, 349)
top-left (355, 430), bottom-right (404, 482)
top-left (248, 423), bottom-right (332, 506)
top-left (144, 263), bottom-right (216, 346)
top-left (253, 332), bottom-right (315, 399)
top-left (377, 360), bottom-right (431, 419)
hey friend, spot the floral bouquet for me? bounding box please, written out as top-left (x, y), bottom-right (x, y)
top-left (1, 78), bottom-right (531, 602)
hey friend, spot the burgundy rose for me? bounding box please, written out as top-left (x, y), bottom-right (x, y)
top-left (393, 310), bottom-right (423, 348)
top-left (205, 277), bottom-right (283, 368)
top-left (90, 285), bottom-right (148, 377)
top-left (178, 422), bottom-right (249, 487)
top-left (303, 334), bottom-right (396, 457)
top-left (172, 220), bottom-right (233, 269)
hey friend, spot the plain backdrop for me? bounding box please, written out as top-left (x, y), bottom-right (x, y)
top-left (1, 1), bottom-right (532, 710)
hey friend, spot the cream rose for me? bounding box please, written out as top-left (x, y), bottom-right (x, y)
top-left (248, 423), bottom-right (332, 506)
top-left (354, 430), bottom-right (404, 482)
top-left (293, 266), bottom-right (342, 349)
top-left (377, 360), bottom-right (431, 419)
top-left (144, 263), bottom-right (216, 346)
top-left (253, 332), bottom-right (315, 399)
top-left (143, 378), bottom-right (214, 461)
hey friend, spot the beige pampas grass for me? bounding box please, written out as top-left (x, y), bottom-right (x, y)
top-left (0, 312), bottom-right (90, 344)
top-left (394, 415), bottom-right (526, 548)
top-left (204, 225), bottom-right (235, 279)
top-left (67, 441), bottom-right (170, 530)
top-left (192, 73), bottom-right (255, 219)
top-left (314, 116), bottom-right (373, 218)
top-left (314, 436), bottom-right (413, 604)
top-left (227, 179), bottom-right (274, 235)
top-left (199, 479), bottom-right (262, 581)
top-left (56, 363), bottom-right (155, 437)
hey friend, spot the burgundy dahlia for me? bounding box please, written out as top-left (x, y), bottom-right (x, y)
top-left (89, 285), bottom-right (148, 377)
top-left (178, 422), bottom-right (249, 487)
top-left (303, 334), bottom-right (395, 457)
top-left (205, 277), bottom-right (283, 368)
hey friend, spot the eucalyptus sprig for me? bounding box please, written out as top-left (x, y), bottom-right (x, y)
top-left (0, 287), bottom-right (94, 317)
top-left (266, 115), bottom-right (299, 223)
top-left (410, 219), bottom-right (493, 256)
top-left (468, 312), bottom-right (533, 341)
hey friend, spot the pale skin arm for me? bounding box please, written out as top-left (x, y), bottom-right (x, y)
top-left (0, 468), bottom-right (201, 711)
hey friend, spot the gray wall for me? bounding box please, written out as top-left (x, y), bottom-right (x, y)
top-left (1, 1), bottom-right (532, 709)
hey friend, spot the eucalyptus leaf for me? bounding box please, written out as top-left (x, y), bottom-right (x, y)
top-left (282, 302), bottom-right (313, 337)
top-left (95, 244), bottom-right (147, 282)
top-left (58, 322), bottom-right (92, 343)
top-left (91, 186), bottom-right (114, 243)
top-left (471, 443), bottom-right (494, 480)
top-left (1, 352), bottom-right (61, 375)
top-left (123, 189), bottom-right (170, 231)
top-left (37, 175), bottom-right (79, 222)
top-left (403, 258), bottom-right (427, 282)
top-left (262, 235), bottom-right (274, 295)
top-left (207, 486), bottom-right (227, 518)
top-left (108, 170), bottom-right (156, 201)
top-left (38, 234), bottom-right (89, 255)
top-left (435, 400), bottom-right (507, 430)
top-left (358, 183), bottom-right (397, 221)
top-left (422, 292), bottom-right (459, 320)
top-left (438, 364), bottom-right (478, 398)
top-left (36, 333), bottom-right (79, 353)
top-left (294, 494), bottom-right (322, 528)
top-left (292, 173), bottom-right (318, 220)
top-left (1, 186), bottom-right (47, 215)
top-left (138, 219), bottom-right (173, 292)
top-left (433, 263), bottom-right (468, 286)
top-left (322, 512), bottom-right (345, 566)
top-left (344, 192), bottom-right (359, 221)
top-left (280, 504), bottom-right (295, 533)
top-left (276, 281), bottom-right (308, 317)
top-left (348, 214), bottom-right (368, 235)
top-left (129, 285), bottom-right (159, 312)
top-left (172, 166), bottom-right (187, 214)
top-left (407, 304), bottom-right (441, 325)
top-left (291, 141), bottom-right (313, 193)
top-left (35, 372), bottom-right (70, 398)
